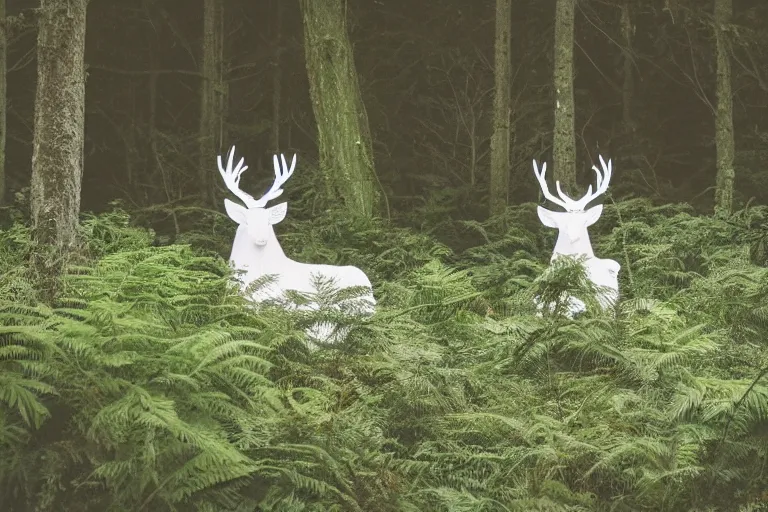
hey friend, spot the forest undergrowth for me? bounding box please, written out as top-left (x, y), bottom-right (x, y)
top-left (1, 199), bottom-right (767, 511)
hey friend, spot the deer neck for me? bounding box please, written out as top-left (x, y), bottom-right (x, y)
top-left (229, 225), bottom-right (287, 276)
top-left (552, 229), bottom-right (595, 259)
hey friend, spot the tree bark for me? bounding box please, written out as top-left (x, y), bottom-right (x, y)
top-left (620, 1), bottom-right (635, 134)
top-left (199, 0), bottom-right (225, 207)
top-left (714, 0), bottom-right (735, 215)
top-left (489, 0), bottom-right (512, 217)
top-left (270, 0), bottom-right (283, 154)
top-left (0, 0), bottom-right (6, 206)
top-left (553, 0), bottom-right (577, 195)
top-left (30, 0), bottom-right (88, 298)
top-left (300, 0), bottom-right (378, 218)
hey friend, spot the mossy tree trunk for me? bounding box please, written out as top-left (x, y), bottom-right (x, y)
top-left (553, 0), bottom-right (577, 195)
top-left (489, 0), bottom-right (512, 217)
top-left (199, 0), bottom-right (225, 207)
top-left (300, 0), bottom-right (378, 218)
top-left (714, 0), bottom-right (735, 215)
top-left (619, 0), bottom-right (644, 179)
top-left (0, 0), bottom-right (6, 205)
top-left (30, 0), bottom-right (88, 299)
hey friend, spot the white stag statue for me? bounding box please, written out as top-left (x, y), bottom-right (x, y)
top-left (532, 155), bottom-right (620, 316)
top-left (218, 146), bottom-right (376, 344)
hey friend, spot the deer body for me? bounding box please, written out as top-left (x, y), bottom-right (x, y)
top-left (228, 220), bottom-right (373, 303)
top-left (219, 147), bottom-right (375, 343)
top-left (532, 155), bottom-right (620, 317)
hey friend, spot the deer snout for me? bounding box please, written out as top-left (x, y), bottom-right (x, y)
top-left (567, 225), bottom-right (582, 242)
top-left (246, 227), bottom-right (268, 246)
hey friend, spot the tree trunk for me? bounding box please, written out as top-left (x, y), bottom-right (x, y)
top-left (30, 0), bottom-right (87, 298)
top-left (270, 0), bottom-right (283, 154)
top-left (620, 1), bottom-right (635, 134)
top-left (489, 0), bottom-right (512, 217)
top-left (300, 0), bottom-right (378, 218)
top-left (552, 0), bottom-right (577, 194)
top-left (199, 0), bottom-right (225, 207)
top-left (714, 0), bottom-right (735, 215)
top-left (0, 0), bottom-right (6, 206)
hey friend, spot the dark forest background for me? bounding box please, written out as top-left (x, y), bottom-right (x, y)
top-left (1, 1), bottom-right (768, 511)
top-left (2, 0), bottom-right (767, 222)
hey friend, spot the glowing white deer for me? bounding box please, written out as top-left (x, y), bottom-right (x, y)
top-left (218, 146), bottom-right (375, 344)
top-left (532, 155), bottom-right (620, 316)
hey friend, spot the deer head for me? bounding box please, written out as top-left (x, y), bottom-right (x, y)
top-left (218, 146), bottom-right (295, 248)
top-left (532, 155), bottom-right (613, 259)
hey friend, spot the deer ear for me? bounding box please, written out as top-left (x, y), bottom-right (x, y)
top-left (224, 198), bottom-right (248, 224)
top-left (268, 202), bottom-right (287, 224)
top-left (584, 204), bottom-right (603, 226)
top-left (537, 205), bottom-right (558, 228)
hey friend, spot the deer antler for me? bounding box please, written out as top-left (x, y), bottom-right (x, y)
top-left (253, 153), bottom-right (296, 207)
top-left (532, 155), bottom-right (612, 211)
top-left (573, 155), bottom-right (612, 210)
top-left (218, 146), bottom-right (258, 208)
top-left (217, 146), bottom-right (296, 208)
top-left (533, 160), bottom-right (570, 210)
